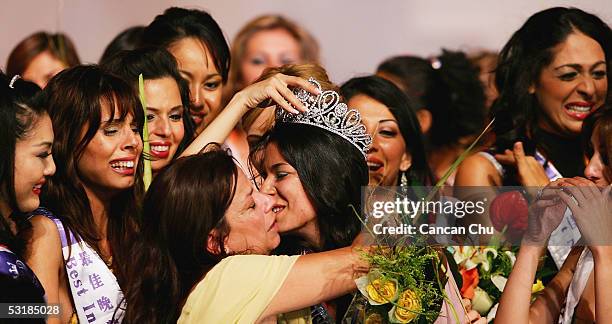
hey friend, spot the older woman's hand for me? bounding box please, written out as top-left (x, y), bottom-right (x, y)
top-left (234, 73), bottom-right (320, 113)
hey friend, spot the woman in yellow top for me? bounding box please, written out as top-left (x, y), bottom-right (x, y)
top-left (121, 148), bottom-right (367, 324)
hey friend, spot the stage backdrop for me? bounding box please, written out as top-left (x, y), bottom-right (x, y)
top-left (1, 0), bottom-right (610, 84)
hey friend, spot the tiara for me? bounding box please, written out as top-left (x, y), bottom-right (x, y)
top-left (275, 78), bottom-right (372, 158)
top-left (9, 75), bottom-right (21, 89)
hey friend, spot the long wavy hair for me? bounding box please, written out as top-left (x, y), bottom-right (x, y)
top-left (122, 148), bottom-right (236, 324)
top-left (249, 64), bottom-right (368, 252)
top-left (40, 65), bottom-right (144, 283)
top-left (341, 75), bottom-right (433, 186)
top-left (492, 7), bottom-right (612, 154)
top-left (0, 73), bottom-right (44, 255)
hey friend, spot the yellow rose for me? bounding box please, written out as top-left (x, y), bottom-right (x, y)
top-left (366, 278), bottom-right (397, 304)
top-left (531, 279), bottom-right (545, 294)
top-left (394, 289), bottom-right (421, 323)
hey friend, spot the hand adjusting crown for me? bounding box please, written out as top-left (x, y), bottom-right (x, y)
top-left (275, 78), bottom-right (372, 158)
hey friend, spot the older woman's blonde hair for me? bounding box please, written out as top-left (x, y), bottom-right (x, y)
top-left (226, 15), bottom-right (320, 100)
top-left (242, 63), bottom-right (335, 134)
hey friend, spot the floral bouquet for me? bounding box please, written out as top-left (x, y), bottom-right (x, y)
top-left (446, 190), bottom-right (548, 322)
top-left (344, 240), bottom-right (452, 324)
top-left (449, 245), bottom-right (545, 322)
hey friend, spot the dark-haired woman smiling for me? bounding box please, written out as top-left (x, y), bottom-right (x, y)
top-left (142, 7), bottom-right (230, 134)
top-left (26, 66), bottom-right (143, 324)
top-left (0, 73), bottom-right (54, 314)
top-left (341, 75), bottom-right (432, 188)
top-left (455, 8), bottom-right (612, 264)
top-left (103, 47), bottom-right (195, 176)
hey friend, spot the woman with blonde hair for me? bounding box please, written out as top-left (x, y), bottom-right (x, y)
top-left (223, 15), bottom-right (320, 164)
top-left (227, 14), bottom-right (320, 97)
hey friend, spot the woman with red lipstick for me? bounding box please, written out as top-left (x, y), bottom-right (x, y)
top-left (454, 8), bottom-right (612, 258)
top-left (340, 75), bottom-right (432, 189)
top-left (0, 73), bottom-right (54, 313)
top-left (121, 148), bottom-right (367, 324)
top-left (142, 7), bottom-right (229, 136)
top-left (242, 64), bottom-right (369, 322)
top-left (103, 47), bottom-right (195, 175)
top-left (143, 8), bottom-right (315, 171)
top-left (375, 50), bottom-right (488, 186)
top-left (25, 66), bottom-right (143, 324)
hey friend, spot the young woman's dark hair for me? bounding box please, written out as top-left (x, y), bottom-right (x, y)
top-left (0, 73), bottom-right (47, 310)
top-left (6, 31), bottom-right (80, 78)
top-left (142, 7), bottom-right (230, 83)
top-left (99, 26), bottom-right (145, 65)
top-left (40, 65), bottom-right (144, 282)
top-left (583, 105), bottom-right (612, 168)
top-left (0, 73), bottom-right (43, 255)
top-left (122, 147), bottom-right (236, 324)
top-left (376, 50), bottom-right (487, 149)
top-left (341, 75), bottom-right (433, 186)
top-left (102, 47), bottom-right (195, 155)
top-left (252, 124), bottom-right (368, 252)
top-left (492, 7), bottom-right (612, 155)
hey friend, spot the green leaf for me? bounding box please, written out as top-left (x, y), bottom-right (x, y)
top-left (413, 118), bottom-right (495, 225)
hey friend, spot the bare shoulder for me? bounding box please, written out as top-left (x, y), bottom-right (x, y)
top-left (28, 214), bottom-right (61, 242)
top-left (26, 214), bottom-right (62, 260)
top-left (455, 153), bottom-right (502, 186)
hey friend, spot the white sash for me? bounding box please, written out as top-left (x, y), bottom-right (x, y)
top-left (46, 213), bottom-right (125, 324)
top-left (559, 248), bottom-right (593, 324)
top-left (533, 151), bottom-right (582, 268)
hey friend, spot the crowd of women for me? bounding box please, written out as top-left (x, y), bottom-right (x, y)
top-left (1, 5), bottom-right (611, 324)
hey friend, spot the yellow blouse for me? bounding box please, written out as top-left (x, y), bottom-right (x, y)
top-left (178, 254), bottom-right (300, 324)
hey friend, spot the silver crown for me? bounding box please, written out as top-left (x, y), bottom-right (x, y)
top-left (275, 78), bottom-right (372, 158)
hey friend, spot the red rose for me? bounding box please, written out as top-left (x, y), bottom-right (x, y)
top-left (489, 191), bottom-right (528, 239)
top-left (460, 267), bottom-right (479, 299)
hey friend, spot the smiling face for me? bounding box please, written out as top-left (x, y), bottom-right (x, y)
top-left (349, 94), bottom-right (411, 186)
top-left (533, 31), bottom-right (608, 136)
top-left (168, 37), bottom-right (223, 134)
top-left (260, 142), bottom-right (318, 241)
top-left (13, 114), bottom-right (56, 212)
top-left (144, 77), bottom-right (185, 174)
top-left (223, 169), bottom-right (279, 254)
top-left (240, 28), bottom-right (301, 86)
top-left (77, 103), bottom-right (142, 193)
top-left (22, 50), bottom-right (67, 88)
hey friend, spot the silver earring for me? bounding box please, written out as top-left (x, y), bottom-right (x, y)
top-left (400, 171), bottom-right (409, 196)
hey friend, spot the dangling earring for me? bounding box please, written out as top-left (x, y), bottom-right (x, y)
top-left (400, 171), bottom-right (409, 196)
top-left (224, 245), bottom-right (231, 255)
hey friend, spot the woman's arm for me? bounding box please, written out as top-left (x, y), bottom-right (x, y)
top-left (180, 74), bottom-right (320, 157)
top-left (454, 153), bottom-right (501, 228)
top-left (25, 215), bottom-right (71, 324)
top-left (260, 246), bottom-right (366, 319)
top-left (495, 245), bottom-right (545, 324)
top-left (497, 181), bottom-right (573, 324)
top-left (556, 180), bottom-right (612, 322)
top-left (591, 247), bottom-right (612, 323)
